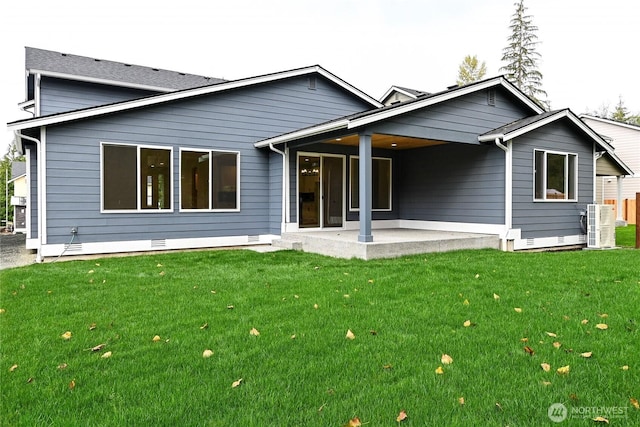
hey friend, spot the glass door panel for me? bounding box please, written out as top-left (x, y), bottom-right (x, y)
top-left (322, 156), bottom-right (343, 228)
top-left (298, 156), bottom-right (320, 228)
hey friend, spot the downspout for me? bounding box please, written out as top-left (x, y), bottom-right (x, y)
top-left (268, 142), bottom-right (288, 233)
top-left (14, 131), bottom-right (43, 262)
top-left (495, 137), bottom-right (513, 250)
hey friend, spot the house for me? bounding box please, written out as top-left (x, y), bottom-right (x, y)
top-left (580, 115), bottom-right (638, 225)
top-left (8, 161), bottom-right (27, 233)
top-left (379, 85), bottom-right (430, 106)
top-left (7, 47), bottom-right (630, 260)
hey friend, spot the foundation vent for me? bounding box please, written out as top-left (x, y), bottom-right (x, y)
top-left (247, 235), bottom-right (260, 243)
top-left (64, 243), bottom-right (83, 252)
top-left (151, 239), bottom-right (166, 248)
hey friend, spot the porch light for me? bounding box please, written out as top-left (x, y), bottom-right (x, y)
top-left (391, 143), bottom-right (397, 147)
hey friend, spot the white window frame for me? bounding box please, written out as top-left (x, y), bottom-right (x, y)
top-left (100, 142), bottom-right (174, 213)
top-left (179, 147), bottom-right (241, 212)
top-left (349, 156), bottom-right (393, 212)
top-left (533, 149), bottom-right (578, 202)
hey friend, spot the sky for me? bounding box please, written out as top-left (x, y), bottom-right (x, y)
top-left (2, 0), bottom-right (639, 155)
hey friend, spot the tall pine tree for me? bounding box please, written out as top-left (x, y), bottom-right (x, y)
top-left (500, 0), bottom-right (548, 109)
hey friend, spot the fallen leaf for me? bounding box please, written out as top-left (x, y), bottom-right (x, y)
top-left (345, 417), bottom-right (361, 427)
top-left (495, 402), bottom-right (503, 411)
top-left (435, 366), bottom-right (444, 374)
top-left (458, 397), bottom-right (465, 405)
top-left (595, 323), bottom-right (608, 330)
top-left (463, 320), bottom-right (471, 327)
top-left (89, 323), bottom-right (97, 331)
top-left (621, 365), bottom-right (629, 371)
top-left (250, 328), bottom-right (260, 336)
top-left (592, 416), bottom-right (609, 423)
top-left (101, 351), bottom-right (112, 359)
top-left (382, 364), bottom-right (393, 370)
top-left (580, 351), bottom-right (593, 358)
top-left (26, 377), bottom-right (34, 383)
top-left (202, 349), bottom-right (214, 358)
top-left (57, 363), bottom-right (68, 370)
top-left (291, 334), bottom-right (296, 339)
top-left (152, 335), bottom-right (161, 342)
top-left (0, 308), bottom-right (6, 314)
top-left (396, 410), bottom-right (408, 422)
top-left (441, 354), bottom-right (453, 365)
top-left (542, 381), bottom-right (552, 386)
top-left (226, 305), bottom-right (234, 310)
top-left (159, 271), bottom-right (165, 276)
top-left (9, 364), bottom-right (18, 372)
top-left (563, 315), bottom-right (570, 320)
top-left (156, 263), bottom-right (163, 267)
top-left (368, 279), bottom-right (374, 284)
top-left (200, 322), bottom-right (209, 330)
top-left (231, 378), bottom-right (243, 388)
top-left (546, 332), bottom-right (557, 338)
top-left (629, 397), bottom-right (639, 409)
top-left (69, 379), bottom-right (76, 390)
top-left (524, 346), bottom-right (535, 356)
top-left (345, 329), bottom-right (355, 340)
top-left (89, 343), bottom-right (107, 352)
top-left (318, 403), bottom-right (327, 412)
top-left (88, 270), bottom-right (95, 274)
top-left (474, 274), bottom-right (480, 279)
top-left (514, 307), bottom-right (522, 313)
top-left (493, 293), bottom-right (500, 300)
top-left (313, 304), bottom-right (319, 309)
top-left (598, 313), bottom-right (608, 318)
top-left (343, 294), bottom-right (350, 298)
top-left (557, 365), bottom-right (570, 375)
top-left (521, 337), bottom-right (529, 342)
top-left (581, 319), bottom-right (589, 325)
top-left (463, 299), bottom-right (470, 306)
top-left (541, 363), bottom-right (551, 372)
top-left (61, 331), bottom-right (72, 340)
top-left (553, 342), bottom-right (562, 349)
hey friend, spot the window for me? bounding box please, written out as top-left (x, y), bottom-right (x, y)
top-left (350, 156), bottom-right (392, 211)
top-left (102, 144), bottom-right (172, 211)
top-left (534, 150), bottom-right (577, 201)
top-left (180, 149), bottom-right (239, 210)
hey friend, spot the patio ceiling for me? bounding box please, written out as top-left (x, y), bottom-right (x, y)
top-left (321, 133), bottom-right (448, 150)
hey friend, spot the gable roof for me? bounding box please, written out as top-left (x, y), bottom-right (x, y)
top-left (579, 115), bottom-right (640, 132)
top-left (26, 47), bottom-right (226, 92)
top-left (256, 75), bottom-right (544, 147)
top-left (379, 85), bottom-right (430, 104)
top-left (8, 65), bottom-right (383, 132)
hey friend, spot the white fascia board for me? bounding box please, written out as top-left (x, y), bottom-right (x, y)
top-left (580, 115), bottom-right (640, 132)
top-left (316, 68), bottom-right (383, 108)
top-left (254, 119), bottom-right (350, 148)
top-left (379, 86), bottom-right (419, 103)
top-left (29, 68), bottom-right (177, 92)
top-left (8, 66), bottom-right (323, 132)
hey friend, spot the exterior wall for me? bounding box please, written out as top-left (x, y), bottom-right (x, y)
top-left (398, 143), bottom-right (505, 224)
top-left (27, 145), bottom-right (38, 240)
top-left (583, 117), bottom-right (639, 199)
top-left (39, 77), bottom-right (158, 116)
top-left (40, 75), bottom-right (372, 251)
top-left (373, 87), bottom-right (533, 145)
top-left (511, 120), bottom-right (594, 239)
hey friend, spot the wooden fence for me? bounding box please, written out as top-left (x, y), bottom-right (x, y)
top-left (604, 199), bottom-right (637, 224)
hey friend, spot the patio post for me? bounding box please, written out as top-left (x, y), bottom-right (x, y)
top-left (358, 130), bottom-right (373, 242)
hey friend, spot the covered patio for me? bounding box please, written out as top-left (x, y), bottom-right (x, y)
top-left (272, 228), bottom-right (500, 260)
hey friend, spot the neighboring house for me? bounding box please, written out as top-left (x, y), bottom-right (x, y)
top-left (379, 85), bottom-right (430, 106)
top-left (7, 47), bottom-right (630, 260)
top-left (581, 115), bottom-right (638, 225)
top-left (8, 161), bottom-right (27, 233)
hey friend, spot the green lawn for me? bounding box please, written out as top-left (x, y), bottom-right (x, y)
top-left (1, 247), bottom-right (639, 426)
top-left (617, 225), bottom-right (637, 248)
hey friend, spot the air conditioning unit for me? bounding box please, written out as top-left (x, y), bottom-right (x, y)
top-left (587, 204), bottom-right (615, 248)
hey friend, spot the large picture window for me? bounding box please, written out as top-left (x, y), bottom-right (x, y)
top-left (102, 144), bottom-right (172, 211)
top-left (180, 149), bottom-right (239, 211)
top-left (350, 156), bottom-right (392, 211)
top-left (534, 150), bottom-right (577, 201)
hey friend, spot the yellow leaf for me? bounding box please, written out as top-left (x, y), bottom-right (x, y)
top-left (474, 274), bottom-right (480, 279)
top-left (9, 364), bottom-right (18, 372)
top-left (592, 416), bottom-right (609, 423)
top-left (202, 349), bottom-right (214, 358)
top-left (291, 334), bottom-right (296, 339)
top-left (435, 366), bottom-right (444, 374)
top-left (546, 332), bottom-right (557, 338)
top-left (463, 320), bottom-right (471, 327)
top-left (458, 397), bottom-right (465, 405)
top-left (152, 335), bottom-right (161, 342)
top-left (441, 354), bottom-right (453, 365)
top-left (542, 381), bottom-right (552, 386)
top-left (514, 307), bottom-right (522, 313)
top-left (226, 305), bottom-right (234, 310)
top-left (463, 299), bottom-right (470, 306)
top-left (368, 279), bottom-right (374, 284)
top-left (346, 329), bottom-right (355, 340)
top-left (396, 410), bottom-right (408, 422)
top-left (598, 313), bottom-right (608, 318)
top-left (61, 331), bottom-right (72, 340)
top-left (90, 343), bottom-right (106, 352)
top-left (556, 365), bottom-right (570, 375)
top-left (581, 319), bottom-right (589, 325)
top-left (553, 342), bottom-right (562, 349)
top-left (69, 379), bottom-right (76, 390)
top-left (595, 323), bottom-right (608, 330)
top-left (57, 363), bottom-right (68, 370)
top-left (621, 365), bottom-right (629, 371)
top-left (521, 337), bottom-right (529, 342)
top-left (0, 308), bottom-right (5, 314)
top-left (156, 263), bottom-right (163, 267)
top-left (88, 323), bottom-right (97, 331)
top-left (629, 397), bottom-right (639, 409)
top-left (493, 293), bottom-right (500, 300)
top-left (250, 328), bottom-right (260, 336)
top-left (231, 378), bottom-right (243, 388)
top-left (580, 351), bottom-right (593, 358)
top-left (313, 304), bottom-right (319, 309)
top-left (345, 417), bottom-right (361, 427)
top-left (541, 363), bottom-right (551, 372)
top-left (200, 322), bottom-right (208, 330)
top-left (101, 351), bottom-right (112, 359)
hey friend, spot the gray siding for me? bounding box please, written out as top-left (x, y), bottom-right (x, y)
top-left (512, 120), bottom-right (594, 238)
top-left (373, 88), bottom-right (533, 145)
top-left (42, 75), bottom-right (372, 244)
top-left (398, 143), bottom-right (505, 224)
top-left (39, 78), bottom-right (158, 115)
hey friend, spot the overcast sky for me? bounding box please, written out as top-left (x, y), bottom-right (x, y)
top-left (2, 0), bottom-right (639, 155)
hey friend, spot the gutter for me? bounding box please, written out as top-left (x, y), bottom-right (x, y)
top-left (13, 131), bottom-right (43, 263)
top-left (268, 142), bottom-right (289, 232)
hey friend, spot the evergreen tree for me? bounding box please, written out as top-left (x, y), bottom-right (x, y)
top-left (611, 96), bottom-right (630, 123)
top-left (500, 0), bottom-right (548, 109)
top-left (456, 55), bottom-right (487, 86)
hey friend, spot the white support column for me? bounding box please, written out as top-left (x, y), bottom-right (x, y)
top-left (358, 131), bottom-right (373, 242)
top-left (615, 176), bottom-right (626, 226)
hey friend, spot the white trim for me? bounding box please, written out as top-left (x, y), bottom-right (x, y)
top-left (25, 147), bottom-right (32, 240)
top-left (580, 115), bottom-right (640, 132)
top-left (35, 74), bottom-right (41, 117)
top-left (398, 219), bottom-right (508, 238)
top-left (513, 234), bottom-right (586, 251)
top-left (29, 68), bottom-right (178, 93)
top-left (348, 155), bottom-right (393, 212)
top-left (533, 149), bottom-right (578, 202)
top-left (9, 66), bottom-right (381, 132)
top-left (37, 234), bottom-right (280, 258)
top-left (505, 140), bottom-right (513, 229)
top-left (379, 86), bottom-right (420, 104)
top-left (255, 119), bottom-right (350, 148)
top-left (40, 129), bottom-right (47, 245)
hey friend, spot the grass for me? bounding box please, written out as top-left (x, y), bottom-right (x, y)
top-left (1, 247), bottom-right (639, 426)
top-left (617, 225), bottom-right (637, 248)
